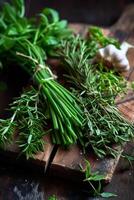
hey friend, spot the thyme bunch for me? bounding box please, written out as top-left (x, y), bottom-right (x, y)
top-left (58, 35), bottom-right (134, 157)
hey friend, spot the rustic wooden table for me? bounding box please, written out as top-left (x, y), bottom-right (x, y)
top-left (0, 3), bottom-right (134, 200)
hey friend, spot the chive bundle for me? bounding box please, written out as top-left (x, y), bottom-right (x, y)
top-left (13, 39), bottom-right (84, 146)
top-left (35, 67), bottom-right (83, 145)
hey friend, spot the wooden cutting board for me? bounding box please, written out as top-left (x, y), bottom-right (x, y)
top-left (1, 4), bottom-right (134, 184)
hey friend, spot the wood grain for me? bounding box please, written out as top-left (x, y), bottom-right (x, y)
top-left (50, 145), bottom-right (122, 183)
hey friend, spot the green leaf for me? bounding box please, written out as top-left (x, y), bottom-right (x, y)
top-left (89, 26), bottom-right (120, 48)
top-left (42, 8), bottom-right (59, 23)
top-left (100, 192), bottom-right (117, 198)
top-left (6, 26), bottom-right (18, 35)
top-left (56, 20), bottom-right (67, 29)
top-left (12, 0), bottom-right (25, 17)
top-left (91, 174), bottom-right (105, 181)
top-left (44, 36), bottom-right (58, 46)
top-left (85, 160), bottom-right (91, 178)
top-left (3, 3), bottom-right (17, 23)
top-left (124, 154), bottom-right (134, 161)
top-left (3, 37), bottom-right (15, 50)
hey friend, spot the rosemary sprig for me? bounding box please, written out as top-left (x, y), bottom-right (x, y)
top-left (0, 115), bottom-right (16, 145)
top-left (11, 88), bottom-right (47, 159)
top-left (58, 35), bottom-right (134, 157)
top-left (0, 87), bottom-right (47, 159)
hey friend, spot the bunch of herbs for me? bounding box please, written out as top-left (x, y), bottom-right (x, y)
top-left (0, 0), bottom-right (83, 156)
top-left (58, 35), bottom-right (134, 157)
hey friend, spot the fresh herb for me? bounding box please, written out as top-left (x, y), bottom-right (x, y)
top-left (0, 87), bottom-right (47, 159)
top-left (83, 160), bottom-right (117, 198)
top-left (0, 0), bottom-right (83, 156)
top-left (58, 35), bottom-right (134, 157)
top-left (88, 26), bottom-right (120, 48)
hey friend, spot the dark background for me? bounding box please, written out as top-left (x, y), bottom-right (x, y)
top-left (0, 0), bottom-right (134, 26)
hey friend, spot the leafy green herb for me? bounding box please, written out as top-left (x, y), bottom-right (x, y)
top-left (84, 160), bottom-right (117, 198)
top-left (100, 192), bottom-right (117, 198)
top-left (88, 26), bottom-right (120, 48)
top-left (58, 34), bottom-right (134, 157)
top-left (0, 87), bottom-right (47, 159)
top-left (0, 115), bottom-right (16, 145)
top-left (0, 0), bottom-right (83, 154)
top-left (37, 8), bottom-right (71, 56)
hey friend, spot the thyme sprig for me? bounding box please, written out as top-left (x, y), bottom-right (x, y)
top-left (58, 35), bottom-right (134, 157)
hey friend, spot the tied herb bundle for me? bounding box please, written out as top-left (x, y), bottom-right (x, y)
top-left (58, 34), bottom-right (134, 158)
top-left (14, 41), bottom-right (83, 146)
top-left (0, 0), bottom-right (83, 157)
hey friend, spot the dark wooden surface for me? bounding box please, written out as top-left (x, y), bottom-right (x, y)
top-left (1, 3), bottom-right (134, 200)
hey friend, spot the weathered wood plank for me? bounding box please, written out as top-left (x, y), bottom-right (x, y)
top-left (0, 67), bottom-right (54, 169)
top-left (0, 134), bottom-right (54, 171)
top-left (49, 145), bottom-right (122, 183)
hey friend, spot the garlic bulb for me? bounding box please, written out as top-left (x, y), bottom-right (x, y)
top-left (97, 42), bottom-right (134, 72)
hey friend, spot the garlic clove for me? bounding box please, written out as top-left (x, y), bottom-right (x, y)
top-left (97, 48), bottom-right (105, 58)
top-left (104, 44), bottom-right (117, 57)
top-left (121, 41), bottom-right (134, 54)
top-left (116, 58), bottom-right (130, 71)
top-left (96, 41), bottom-right (134, 72)
top-left (112, 51), bottom-right (125, 63)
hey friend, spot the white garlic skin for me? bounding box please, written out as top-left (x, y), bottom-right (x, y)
top-left (97, 42), bottom-right (134, 72)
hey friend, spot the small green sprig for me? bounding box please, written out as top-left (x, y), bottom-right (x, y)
top-left (0, 114), bottom-right (17, 146)
top-left (11, 88), bottom-right (47, 159)
top-left (0, 87), bottom-right (47, 158)
top-left (37, 8), bottom-right (72, 56)
top-left (83, 160), bottom-right (117, 198)
top-left (88, 26), bottom-right (120, 48)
